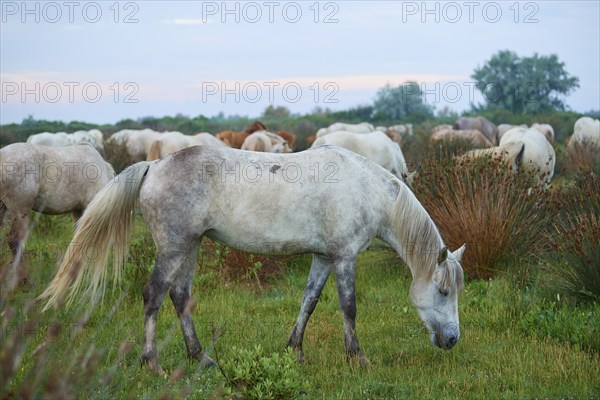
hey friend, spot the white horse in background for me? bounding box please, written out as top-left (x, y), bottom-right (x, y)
top-left (0, 143), bottom-right (114, 285)
top-left (568, 116), bottom-right (600, 150)
top-left (497, 124), bottom-right (528, 141)
top-left (311, 130), bottom-right (409, 180)
top-left (106, 129), bottom-right (164, 160)
top-left (387, 124), bottom-right (414, 136)
top-left (530, 123), bottom-right (555, 143)
top-left (453, 116), bottom-right (498, 146)
top-left (39, 145), bottom-right (465, 373)
top-left (146, 132), bottom-right (227, 160)
top-left (462, 127), bottom-right (555, 188)
top-left (497, 123), bottom-right (554, 143)
top-left (27, 129), bottom-right (105, 153)
top-left (429, 127), bottom-right (493, 148)
top-left (316, 122), bottom-right (375, 137)
top-left (241, 131), bottom-right (292, 153)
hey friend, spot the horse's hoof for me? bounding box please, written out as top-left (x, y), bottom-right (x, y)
top-left (141, 355), bottom-right (165, 375)
top-left (348, 352), bottom-right (370, 367)
top-left (358, 354), bottom-right (370, 367)
top-left (149, 362), bottom-right (165, 376)
top-left (199, 354), bottom-right (215, 368)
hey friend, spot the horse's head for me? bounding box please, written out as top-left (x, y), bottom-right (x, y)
top-left (409, 245), bottom-right (465, 350)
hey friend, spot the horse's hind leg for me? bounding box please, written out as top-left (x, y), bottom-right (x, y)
top-left (71, 210), bottom-right (82, 225)
top-left (141, 243), bottom-right (194, 373)
top-left (169, 241), bottom-right (214, 367)
top-left (6, 210), bottom-right (31, 286)
top-left (287, 254), bottom-right (331, 362)
top-left (333, 256), bottom-right (369, 366)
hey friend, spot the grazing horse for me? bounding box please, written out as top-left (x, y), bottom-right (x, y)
top-left (118, 129), bottom-right (163, 161)
top-left (429, 127), bottom-right (493, 148)
top-left (454, 116), bottom-right (498, 146)
top-left (216, 121), bottom-right (268, 148)
top-left (241, 131), bottom-right (292, 153)
top-left (0, 143), bottom-right (114, 283)
top-left (569, 116), bottom-right (600, 150)
top-left (276, 130), bottom-right (297, 150)
top-left (462, 127), bottom-right (556, 188)
top-left (146, 132), bottom-right (228, 160)
top-left (311, 131), bottom-right (409, 180)
top-left (316, 122), bottom-right (375, 137)
top-left (27, 129), bottom-right (105, 154)
top-left (39, 145), bottom-right (465, 372)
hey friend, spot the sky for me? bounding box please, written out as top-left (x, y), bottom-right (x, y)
top-left (1, 0), bottom-right (599, 124)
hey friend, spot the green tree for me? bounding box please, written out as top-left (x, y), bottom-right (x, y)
top-left (262, 105), bottom-right (291, 118)
top-left (471, 50), bottom-right (579, 114)
top-left (372, 82), bottom-right (434, 122)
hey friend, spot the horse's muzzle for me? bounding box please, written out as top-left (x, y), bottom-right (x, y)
top-left (431, 327), bottom-right (460, 350)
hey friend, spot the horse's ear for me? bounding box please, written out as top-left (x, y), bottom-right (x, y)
top-left (437, 246), bottom-right (448, 264)
top-left (454, 244), bottom-right (466, 262)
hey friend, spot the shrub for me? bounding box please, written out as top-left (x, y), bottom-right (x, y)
top-left (124, 234), bottom-right (156, 287)
top-left (544, 171), bottom-right (600, 302)
top-left (560, 142), bottom-right (600, 177)
top-left (411, 156), bottom-right (550, 279)
top-left (218, 345), bottom-right (309, 400)
top-left (103, 140), bottom-right (137, 174)
top-left (201, 240), bottom-right (284, 288)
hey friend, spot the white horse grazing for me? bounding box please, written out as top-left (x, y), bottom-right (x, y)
top-left (39, 145), bottom-right (465, 372)
top-left (429, 127), bottom-right (493, 148)
top-left (463, 127), bottom-right (555, 188)
top-left (311, 131), bottom-right (409, 180)
top-left (454, 116), bottom-right (498, 146)
top-left (27, 129), bottom-right (105, 153)
top-left (123, 129), bottom-right (163, 160)
top-left (569, 116), bottom-right (600, 150)
top-left (146, 132), bottom-right (227, 160)
top-left (0, 143), bottom-right (114, 283)
top-left (316, 122), bottom-right (375, 137)
top-left (388, 124), bottom-right (414, 136)
top-left (530, 123), bottom-right (554, 143)
top-left (241, 131), bottom-right (292, 153)
top-left (497, 124), bottom-right (527, 141)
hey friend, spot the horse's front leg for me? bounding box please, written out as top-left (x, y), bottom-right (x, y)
top-left (333, 257), bottom-right (369, 366)
top-left (287, 254), bottom-right (331, 362)
top-left (169, 243), bottom-right (214, 368)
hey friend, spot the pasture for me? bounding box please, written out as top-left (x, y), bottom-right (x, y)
top-left (2, 171), bottom-right (599, 398)
top-left (1, 117), bottom-right (600, 399)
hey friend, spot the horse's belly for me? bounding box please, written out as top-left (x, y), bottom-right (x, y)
top-left (32, 197), bottom-right (80, 215)
top-left (205, 228), bottom-right (322, 256)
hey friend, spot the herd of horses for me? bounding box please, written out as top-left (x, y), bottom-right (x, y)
top-left (1, 115), bottom-right (599, 372)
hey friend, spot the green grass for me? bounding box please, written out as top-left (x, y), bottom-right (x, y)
top-left (2, 215), bottom-right (599, 399)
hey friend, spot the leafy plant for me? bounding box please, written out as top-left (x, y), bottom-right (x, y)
top-left (411, 156), bottom-right (550, 278)
top-left (520, 301), bottom-right (600, 353)
top-left (218, 345), bottom-right (308, 400)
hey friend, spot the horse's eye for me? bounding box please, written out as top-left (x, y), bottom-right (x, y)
top-left (439, 288), bottom-right (449, 297)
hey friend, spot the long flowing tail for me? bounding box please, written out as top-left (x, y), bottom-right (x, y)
top-left (38, 161), bottom-right (154, 310)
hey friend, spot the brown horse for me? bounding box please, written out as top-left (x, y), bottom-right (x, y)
top-left (216, 121), bottom-right (269, 148)
top-left (276, 131), bottom-right (296, 150)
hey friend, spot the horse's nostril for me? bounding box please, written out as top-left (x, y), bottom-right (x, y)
top-left (447, 336), bottom-right (458, 347)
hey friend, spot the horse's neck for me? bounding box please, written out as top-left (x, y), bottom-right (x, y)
top-left (382, 185), bottom-right (443, 281)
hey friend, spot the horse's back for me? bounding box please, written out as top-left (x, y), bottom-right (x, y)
top-left (1, 143), bottom-right (112, 213)
top-left (139, 145), bottom-right (401, 256)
